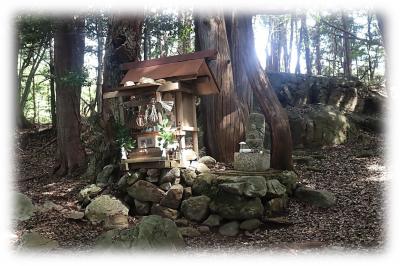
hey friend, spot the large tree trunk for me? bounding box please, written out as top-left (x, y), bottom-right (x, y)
top-left (95, 19), bottom-right (105, 113)
top-left (301, 14), bottom-right (312, 75)
top-left (195, 13), bottom-right (246, 163)
top-left (314, 18), bottom-right (322, 75)
top-left (235, 15), bottom-right (293, 170)
top-left (341, 12), bottom-right (352, 78)
top-left (49, 39), bottom-right (57, 128)
top-left (53, 16), bottom-right (86, 177)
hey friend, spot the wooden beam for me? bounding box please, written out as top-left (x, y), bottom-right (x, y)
top-left (120, 49), bottom-right (218, 70)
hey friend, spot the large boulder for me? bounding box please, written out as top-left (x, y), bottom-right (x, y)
top-left (265, 179), bottom-right (287, 199)
top-left (160, 168), bottom-right (180, 183)
top-left (14, 193), bottom-right (35, 221)
top-left (217, 176), bottom-right (267, 198)
top-left (181, 169), bottom-right (197, 186)
top-left (84, 195), bottom-right (129, 228)
top-left (181, 195), bottom-right (211, 222)
top-left (151, 204), bottom-right (179, 220)
top-left (160, 184), bottom-right (183, 209)
top-left (78, 184), bottom-right (103, 204)
top-left (127, 180), bottom-right (165, 203)
top-left (218, 221), bottom-right (240, 237)
top-left (192, 173), bottom-right (217, 197)
top-left (198, 156), bottom-right (217, 168)
top-left (202, 214), bottom-right (223, 227)
top-left (96, 164), bottom-right (116, 186)
top-left (240, 219), bottom-right (262, 231)
top-left (209, 192), bottom-right (264, 220)
top-left (17, 232), bottom-right (59, 251)
top-left (294, 186), bottom-right (336, 208)
top-left (95, 215), bottom-right (185, 250)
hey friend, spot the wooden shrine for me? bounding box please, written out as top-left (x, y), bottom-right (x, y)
top-left (103, 49), bottom-right (220, 169)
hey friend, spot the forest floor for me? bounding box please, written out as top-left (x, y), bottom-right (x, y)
top-left (12, 127), bottom-right (387, 254)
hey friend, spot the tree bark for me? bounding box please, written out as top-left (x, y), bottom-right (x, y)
top-left (195, 13), bottom-right (246, 163)
top-left (314, 18), bottom-right (322, 75)
top-left (341, 12), bottom-right (352, 78)
top-left (95, 19), bottom-right (105, 113)
top-left (49, 39), bottom-right (57, 128)
top-left (301, 14), bottom-right (312, 75)
top-left (53, 16), bottom-right (86, 177)
top-left (235, 15), bottom-right (293, 170)
top-left (295, 16), bottom-right (303, 75)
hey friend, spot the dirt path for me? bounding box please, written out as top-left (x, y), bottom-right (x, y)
top-left (13, 129), bottom-right (386, 252)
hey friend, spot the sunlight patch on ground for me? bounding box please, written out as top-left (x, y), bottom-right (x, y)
top-left (366, 163), bottom-right (388, 182)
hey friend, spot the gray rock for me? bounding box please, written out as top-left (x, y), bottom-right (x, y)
top-left (134, 199), bottom-right (150, 216)
top-left (147, 168), bottom-right (161, 178)
top-left (233, 152), bottom-right (270, 171)
top-left (95, 215), bottom-right (184, 250)
top-left (178, 227), bottom-right (201, 237)
top-left (219, 221), bottom-right (240, 237)
top-left (159, 182), bottom-right (172, 191)
top-left (104, 213), bottom-right (129, 229)
top-left (160, 184), bottom-right (183, 209)
top-left (64, 210), bottom-right (85, 220)
top-left (209, 192), bottom-right (264, 220)
top-left (183, 187), bottom-right (192, 199)
top-left (175, 218), bottom-right (189, 227)
top-left (96, 164), bottom-right (115, 185)
top-left (265, 179), bottom-right (287, 199)
top-left (78, 184), bottom-right (102, 203)
top-left (239, 219), bottom-right (262, 231)
top-left (195, 162), bottom-right (211, 173)
top-left (151, 204), bottom-right (179, 220)
top-left (36, 200), bottom-right (64, 213)
top-left (126, 171), bottom-right (143, 186)
top-left (273, 171), bottom-right (299, 194)
top-left (202, 214), bottom-right (222, 227)
top-left (217, 176), bottom-right (267, 198)
top-left (127, 180), bottom-right (165, 203)
top-left (265, 196), bottom-right (288, 217)
top-left (198, 156), bottom-right (217, 168)
top-left (198, 225), bottom-right (210, 233)
top-left (181, 195), bottom-right (211, 222)
top-left (294, 186), bottom-right (336, 208)
top-left (14, 193), bottom-right (35, 221)
top-left (192, 173), bottom-right (217, 197)
top-left (117, 173), bottom-right (128, 189)
top-left (18, 232), bottom-right (59, 251)
top-left (160, 168), bottom-right (180, 183)
top-left (181, 169), bottom-right (197, 186)
top-left (84, 195), bottom-right (129, 227)
top-left (145, 175), bottom-right (159, 183)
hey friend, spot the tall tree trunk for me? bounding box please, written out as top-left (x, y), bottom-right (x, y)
top-left (288, 14), bottom-right (295, 72)
top-left (301, 14), bottom-right (312, 75)
top-left (143, 24), bottom-right (149, 60)
top-left (53, 16), bottom-right (86, 177)
top-left (341, 12), bottom-right (352, 78)
top-left (49, 39), bottom-right (57, 128)
top-left (95, 19), bottom-right (105, 113)
top-left (94, 14), bottom-right (144, 177)
top-left (314, 17), bottom-right (322, 75)
top-left (281, 19), bottom-right (289, 73)
top-left (295, 16), bottom-right (303, 74)
top-left (235, 15), bottom-right (293, 170)
top-left (195, 13), bottom-right (246, 163)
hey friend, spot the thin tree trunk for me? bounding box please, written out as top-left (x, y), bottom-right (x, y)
top-left (143, 25), bottom-right (149, 60)
top-left (235, 15), bottom-right (293, 170)
top-left (32, 76), bottom-right (36, 124)
top-left (288, 14), bottom-right (295, 72)
top-left (53, 16), bottom-right (86, 177)
top-left (195, 13), bottom-right (246, 163)
top-left (281, 19), bottom-right (289, 73)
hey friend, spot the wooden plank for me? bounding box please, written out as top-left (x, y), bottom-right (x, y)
top-left (175, 91), bottom-right (185, 150)
top-left (120, 49), bottom-right (218, 70)
top-left (192, 94), bottom-right (199, 155)
top-left (210, 169), bottom-right (281, 176)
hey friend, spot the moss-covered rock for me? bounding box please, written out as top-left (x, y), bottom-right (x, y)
top-left (192, 173), bottom-right (218, 197)
top-left (209, 191), bottom-right (264, 220)
top-left (181, 195), bottom-right (211, 222)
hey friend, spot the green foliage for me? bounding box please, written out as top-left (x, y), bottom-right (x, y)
top-left (114, 122), bottom-right (136, 150)
top-left (157, 118), bottom-right (174, 148)
top-left (59, 68), bottom-right (92, 88)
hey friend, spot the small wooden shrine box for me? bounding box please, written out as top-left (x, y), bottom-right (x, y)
top-left (103, 49), bottom-right (220, 169)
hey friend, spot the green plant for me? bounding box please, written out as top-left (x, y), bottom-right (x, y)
top-left (115, 123), bottom-right (136, 151)
top-left (158, 118), bottom-right (174, 148)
